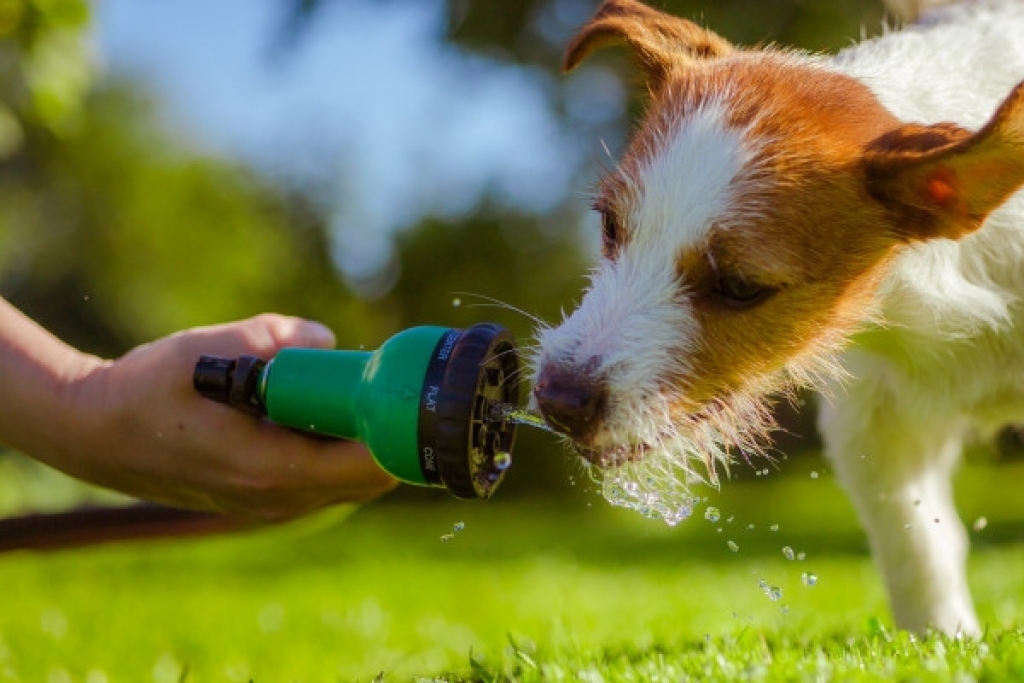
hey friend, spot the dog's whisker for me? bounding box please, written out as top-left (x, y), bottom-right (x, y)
top-left (452, 291), bottom-right (547, 327)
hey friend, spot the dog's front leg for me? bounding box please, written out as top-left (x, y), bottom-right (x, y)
top-left (818, 371), bottom-right (979, 636)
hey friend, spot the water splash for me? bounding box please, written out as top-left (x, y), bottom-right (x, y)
top-left (488, 402), bottom-right (555, 433)
top-left (599, 462), bottom-right (702, 526)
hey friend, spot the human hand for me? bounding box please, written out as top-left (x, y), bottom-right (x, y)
top-left (57, 314), bottom-right (398, 521)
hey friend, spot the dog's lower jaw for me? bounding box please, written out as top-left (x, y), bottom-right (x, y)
top-left (559, 403), bottom-right (763, 487)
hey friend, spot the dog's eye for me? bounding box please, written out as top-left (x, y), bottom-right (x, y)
top-left (714, 274), bottom-right (773, 309)
top-left (600, 210), bottom-right (621, 255)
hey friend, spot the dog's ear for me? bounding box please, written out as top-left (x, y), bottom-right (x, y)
top-left (865, 81), bottom-right (1024, 242)
top-left (563, 0), bottom-right (734, 91)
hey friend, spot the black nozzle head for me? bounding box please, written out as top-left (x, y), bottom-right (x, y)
top-left (193, 355), bottom-right (267, 417)
top-left (424, 323), bottom-right (520, 500)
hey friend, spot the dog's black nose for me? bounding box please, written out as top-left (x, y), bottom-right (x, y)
top-left (533, 363), bottom-right (607, 442)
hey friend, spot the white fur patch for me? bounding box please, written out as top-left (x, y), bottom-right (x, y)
top-left (535, 97), bottom-right (754, 443)
top-left (831, 0), bottom-right (1024, 336)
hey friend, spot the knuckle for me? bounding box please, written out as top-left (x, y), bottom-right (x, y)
top-left (251, 312), bottom-right (286, 330)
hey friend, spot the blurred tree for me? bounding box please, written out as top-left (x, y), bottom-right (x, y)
top-left (0, 0), bottom-right (92, 150)
top-left (281, 0), bottom-right (886, 61)
top-left (0, 83), bottom-right (399, 357)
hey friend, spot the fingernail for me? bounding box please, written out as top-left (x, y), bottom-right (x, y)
top-left (303, 321), bottom-right (336, 348)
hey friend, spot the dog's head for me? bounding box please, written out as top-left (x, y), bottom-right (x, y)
top-left (533, 0), bottom-right (1024, 485)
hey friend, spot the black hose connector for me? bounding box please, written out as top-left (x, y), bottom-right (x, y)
top-left (193, 355), bottom-right (267, 417)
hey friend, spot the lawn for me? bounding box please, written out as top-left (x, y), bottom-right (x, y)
top-left (0, 457), bottom-right (1023, 682)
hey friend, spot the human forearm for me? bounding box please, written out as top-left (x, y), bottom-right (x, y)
top-left (0, 297), bottom-right (108, 471)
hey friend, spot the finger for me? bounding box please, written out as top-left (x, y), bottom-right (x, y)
top-left (175, 314), bottom-right (336, 363)
top-left (256, 314), bottom-right (336, 352)
top-left (214, 435), bottom-right (398, 521)
top-left (255, 431), bottom-right (399, 500)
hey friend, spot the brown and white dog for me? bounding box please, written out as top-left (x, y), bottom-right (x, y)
top-left (532, 0), bottom-right (1024, 635)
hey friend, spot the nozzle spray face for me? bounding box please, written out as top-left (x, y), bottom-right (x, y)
top-left (423, 323), bottom-right (519, 499)
top-left (193, 323), bottom-right (521, 500)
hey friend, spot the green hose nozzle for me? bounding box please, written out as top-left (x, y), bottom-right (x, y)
top-left (193, 323), bottom-right (520, 500)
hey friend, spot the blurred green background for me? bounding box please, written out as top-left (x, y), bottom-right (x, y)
top-left (0, 0), bottom-right (908, 515)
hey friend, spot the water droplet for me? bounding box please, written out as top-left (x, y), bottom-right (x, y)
top-left (782, 546), bottom-right (795, 561)
top-left (727, 540), bottom-right (739, 552)
top-left (716, 527), bottom-right (723, 533)
top-left (761, 468), bottom-right (770, 476)
top-left (780, 605), bottom-right (790, 614)
top-left (452, 297), bottom-right (462, 308)
top-left (493, 452), bottom-right (512, 470)
top-left (973, 516), bottom-right (988, 531)
top-left (764, 584), bottom-right (783, 602)
top-left (662, 507), bottom-right (691, 526)
top-left (704, 506), bottom-right (721, 523)
top-left (810, 471), bottom-right (819, 479)
top-left (453, 522), bottom-right (465, 533)
top-left (801, 572), bottom-right (818, 586)
top-left (440, 533), bottom-right (455, 543)
top-left (770, 524), bottom-right (779, 532)
top-left (747, 523), bottom-right (755, 531)
top-left (726, 515), bottom-right (734, 523)
top-left (797, 552), bottom-right (806, 561)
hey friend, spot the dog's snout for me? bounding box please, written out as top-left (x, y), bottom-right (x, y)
top-left (533, 363), bottom-right (607, 442)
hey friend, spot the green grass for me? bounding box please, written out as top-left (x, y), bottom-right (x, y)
top-left (1, 460), bottom-right (1023, 681)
